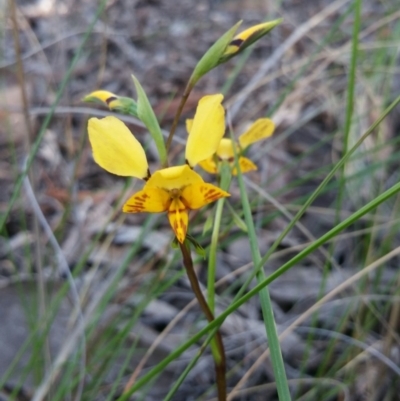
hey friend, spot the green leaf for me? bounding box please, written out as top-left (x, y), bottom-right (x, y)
top-left (186, 234), bottom-right (206, 259)
top-left (202, 214), bottom-right (214, 235)
top-left (171, 237), bottom-right (179, 249)
top-left (131, 75), bottom-right (167, 165)
top-left (226, 201), bottom-right (248, 233)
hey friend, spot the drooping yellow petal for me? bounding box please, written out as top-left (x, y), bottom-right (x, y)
top-left (185, 94), bottom-right (225, 167)
top-left (216, 138), bottom-right (237, 160)
top-left (145, 165), bottom-right (203, 191)
top-left (168, 198), bottom-right (189, 243)
top-left (88, 116), bottom-right (149, 179)
top-left (198, 158), bottom-right (218, 174)
top-left (238, 118), bottom-right (275, 149)
top-left (123, 188), bottom-right (170, 213)
top-left (83, 90), bottom-right (118, 105)
top-left (186, 119), bottom-right (193, 135)
top-left (232, 157), bottom-right (257, 175)
top-left (181, 183), bottom-right (230, 209)
top-left (83, 90), bottom-right (138, 116)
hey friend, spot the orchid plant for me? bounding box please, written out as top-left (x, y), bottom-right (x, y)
top-left (84, 19), bottom-right (290, 401)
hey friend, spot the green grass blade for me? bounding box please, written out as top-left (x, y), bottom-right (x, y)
top-left (230, 129), bottom-right (291, 400)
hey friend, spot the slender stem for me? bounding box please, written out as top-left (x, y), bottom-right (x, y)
top-left (208, 163), bottom-right (232, 313)
top-left (179, 242), bottom-right (226, 401)
top-left (165, 81), bottom-right (194, 153)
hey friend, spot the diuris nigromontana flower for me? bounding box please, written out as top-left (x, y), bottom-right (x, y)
top-left (218, 20), bottom-right (282, 63)
top-left (83, 90), bottom-right (138, 117)
top-left (87, 94), bottom-right (230, 243)
top-left (186, 118), bottom-right (275, 175)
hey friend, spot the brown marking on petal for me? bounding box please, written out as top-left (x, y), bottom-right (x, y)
top-left (172, 218), bottom-right (180, 239)
top-left (178, 218), bottom-right (187, 242)
top-left (180, 196), bottom-right (191, 209)
top-left (143, 168), bottom-right (151, 181)
top-left (173, 218), bottom-right (187, 243)
top-left (170, 188), bottom-right (180, 198)
top-left (135, 193), bottom-right (149, 202)
top-left (230, 38), bottom-right (244, 48)
top-left (167, 207), bottom-right (186, 214)
top-left (208, 194), bottom-right (222, 202)
top-left (204, 188), bottom-right (219, 201)
top-left (206, 195), bottom-right (219, 202)
top-left (125, 206), bottom-right (144, 213)
top-left (199, 186), bottom-right (225, 202)
top-left (180, 218), bottom-right (187, 233)
top-left (105, 96), bottom-right (118, 105)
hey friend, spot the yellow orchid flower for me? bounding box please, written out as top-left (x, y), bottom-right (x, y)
top-left (187, 118), bottom-right (275, 175)
top-left (83, 90), bottom-right (138, 117)
top-left (87, 94), bottom-right (230, 243)
top-left (219, 20), bottom-right (282, 63)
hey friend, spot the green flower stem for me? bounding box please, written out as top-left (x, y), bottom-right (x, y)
top-left (179, 242), bottom-right (226, 401)
top-left (231, 134), bottom-right (291, 401)
top-left (208, 162), bottom-right (232, 313)
top-left (165, 81), bottom-right (195, 153)
top-left (118, 175), bottom-right (400, 401)
top-left (207, 162), bottom-right (232, 370)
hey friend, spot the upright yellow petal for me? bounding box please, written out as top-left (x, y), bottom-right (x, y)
top-left (123, 188), bottom-right (170, 213)
top-left (145, 165), bottom-right (203, 191)
top-left (88, 116), bottom-right (149, 179)
top-left (238, 118), bottom-right (275, 149)
top-left (232, 157), bottom-right (257, 175)
top-left (216, 138), bottom-right (236, 160)
top-left (185, 94), bottom-right (225, 167)
top-left (186, 119), bottom-right (193, 135)
top-left (168, 198), bottom-right (189, 243)
top-left (182, 183), bottom-right (230, 209)
top-left (199, 158), bottom-right (218, 174)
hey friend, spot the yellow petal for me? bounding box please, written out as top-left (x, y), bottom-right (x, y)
top-left (168, 198), bottom-right (189, 243)
top-left (83, 90), bottom-right (118, 105)
top-left (181, 183), bottom-right (230, 209)
top-left (238, 118), bottom-right (275, 149)
top-left (88, 116), bottom-right (149, 179)
top-left (232, 157), bottom-right (257, 176)
top-left (123, 188), bottom-right (170, 213)
top-left (185, 94), bottom-right (225, 167)
top-left (145, 165), bottom-right (203, 191)
top-left (222, 20), bottom-right (281, 57)
top-left (216, 138), bottom-right (237, 160)
top-left (198, 158), bottom-right (218, 174)
top-left (186, 119), bottom-right (193, 135)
